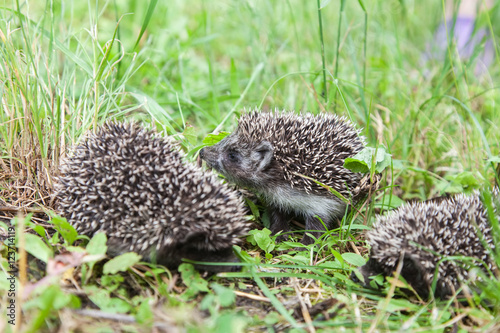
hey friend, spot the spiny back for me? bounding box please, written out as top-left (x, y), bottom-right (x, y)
top-left (56, 122), bottom-right (249, 257)
top-left (236, 111), bottom-right (365, 195)
top-left (368, 192), bottom-right (495, 293)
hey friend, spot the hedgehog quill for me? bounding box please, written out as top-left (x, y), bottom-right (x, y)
top-left (200, 111), bottom-right (375, 244)
top-left (353, 191), bottom-right (497, 299)
top-left (55, 122), bottom-right (250, 272)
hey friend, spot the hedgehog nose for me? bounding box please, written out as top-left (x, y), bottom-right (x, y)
top-left (199, 148), bottom-right (205, 159)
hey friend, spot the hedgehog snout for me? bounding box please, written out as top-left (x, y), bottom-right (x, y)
top-left (199, 146), bottom-right (224, 173)
top-left (199, 146), bottom-right (215, 165)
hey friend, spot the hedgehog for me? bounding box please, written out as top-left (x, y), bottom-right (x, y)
top-left (55, 122), bottom-right (250, 272)
top-left (199, 110), bottom-right (376, 244)
top-left (352, 191), bottom-right (497, 299)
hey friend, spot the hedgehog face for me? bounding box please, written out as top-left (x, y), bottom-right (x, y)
top-left (352, 256), bottom-right (385, 287)
top-left (354, 253), bottom-right (432, 298)
top-left (155, 240), bottom-right (241, 273)
top-left (200, 132), bottom-right (277, 190)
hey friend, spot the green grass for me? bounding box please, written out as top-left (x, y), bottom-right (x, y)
top-left (1, 0), bottom-right (500, 331)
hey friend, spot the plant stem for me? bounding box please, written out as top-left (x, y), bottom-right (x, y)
top-left (316, 0), bottom-right (327, 102)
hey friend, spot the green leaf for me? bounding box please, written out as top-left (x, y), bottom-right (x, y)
top-left (436, 171), bottom-right (484, 194)
top-left (101, 275), bottom-right (124, 291)
top-left (233, 245), bottom-right (260, 264)
top-left (186, 144), bottom-right (206, 159)
top-left (27, 284), bottom-right (80, 311)
top-left (178, 263), bottom-right (209, 297)
top-left (391, 159), bottom-right (405, 170)
top-left (357, 0), bottom-right (367, 11)
top-left (330, 249), bottom-right (344, 266)
top-left (264, 311), bottom-right (281, 325)
top-left (318, 260), bottom-right (342, 269)
top-left (51, 231), bottom-right (60, 245)
top-left (200, 294), bottom-right (216, 311)
top-left (214, 312), bottom-right (249, 333)
top-left (135, 300), bottom-right (154, 324)
top-left (435, 180), bottom-right (460, 194)
top-left (382, 298), bottom-right (421, 312)
top-left (446, 171), bottom-right (482, 191)
top-left (374, 148), bottom-right (392, 173)
top-left (370, 275), bottom-right (385, 289)
top-left (487, 156), bottom-right (500, 163)
top-left (28, 223), bottom-right (48, 240)
top-left (244, 197), bottom-right (260, 219)
top-left (134, 0), bottom-right (159, 50)
top-left (278, 254), bottom-right (309, 265)
top-left (340, 224), bottom-right (371, 230)
top-left (47, 285), bottom-right (78, 310)
top-left (103, 252), bottom-right (141, 274)
top-left (246, 229), bottom-right (275, 253)
top-left (181, 125), bottom-right (198, 146)
top-left (86, 232), bottom-right (108, 256)
top-left (344, 146), bottom-right (392, 174)
top-left (343, 157), bottom-right (369, 173)
top-left (49, 216), bottom-right (78, 245)
top-left (24, 233), bottom-right (53, 263)
top-left (86, 286), bottom-right (131, 313)
top-left (341, 253), bottom-right (366, 267)
top-left (202, 131), bottom-right (230, 145)
top-left (84, 286), bottom-right (109, 309)
top-left (211, 283), bottom-right (236, 307)
top-left (373, 194), bottom-right (404, 210)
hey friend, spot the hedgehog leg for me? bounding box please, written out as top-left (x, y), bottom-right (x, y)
top-left (268, 206), bottom-right (292, 241)
top-left (300, 214), bottom-right (328, 245)
top-left (400, 253), bottom-right (431, 299)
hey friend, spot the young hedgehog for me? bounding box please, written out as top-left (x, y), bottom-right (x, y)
top-left (55, 122), bottom-right (250, 272)
top-left (353, 191), bottom-right (497, 299)
top-left (200, 111), bottom-right (375, 244)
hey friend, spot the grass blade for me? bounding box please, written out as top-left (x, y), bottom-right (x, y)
top-left (133, 0), bottom-right (158, 50)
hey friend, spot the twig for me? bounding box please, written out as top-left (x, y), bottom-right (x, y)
top-left (349, 241), bottom-right (361, 256)
top-left (0, 206), bottom-right (46, 213)
top-left (293, 278), bottom-right (315, 333)
top-left (234, 290), bottom-right (270, 303)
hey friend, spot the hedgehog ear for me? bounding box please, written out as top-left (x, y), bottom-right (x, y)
top-left (255, 141), bottom-right (273, 171)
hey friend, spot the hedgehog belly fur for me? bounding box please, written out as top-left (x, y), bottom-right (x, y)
top-left (264, 185), bottom-right (346, 219)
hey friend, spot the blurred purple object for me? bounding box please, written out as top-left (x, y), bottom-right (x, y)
top-left (424, 17), bottom-right (494, 74)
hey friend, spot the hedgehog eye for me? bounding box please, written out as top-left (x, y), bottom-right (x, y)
top-left (227, 151), bottom-right (239, 162)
